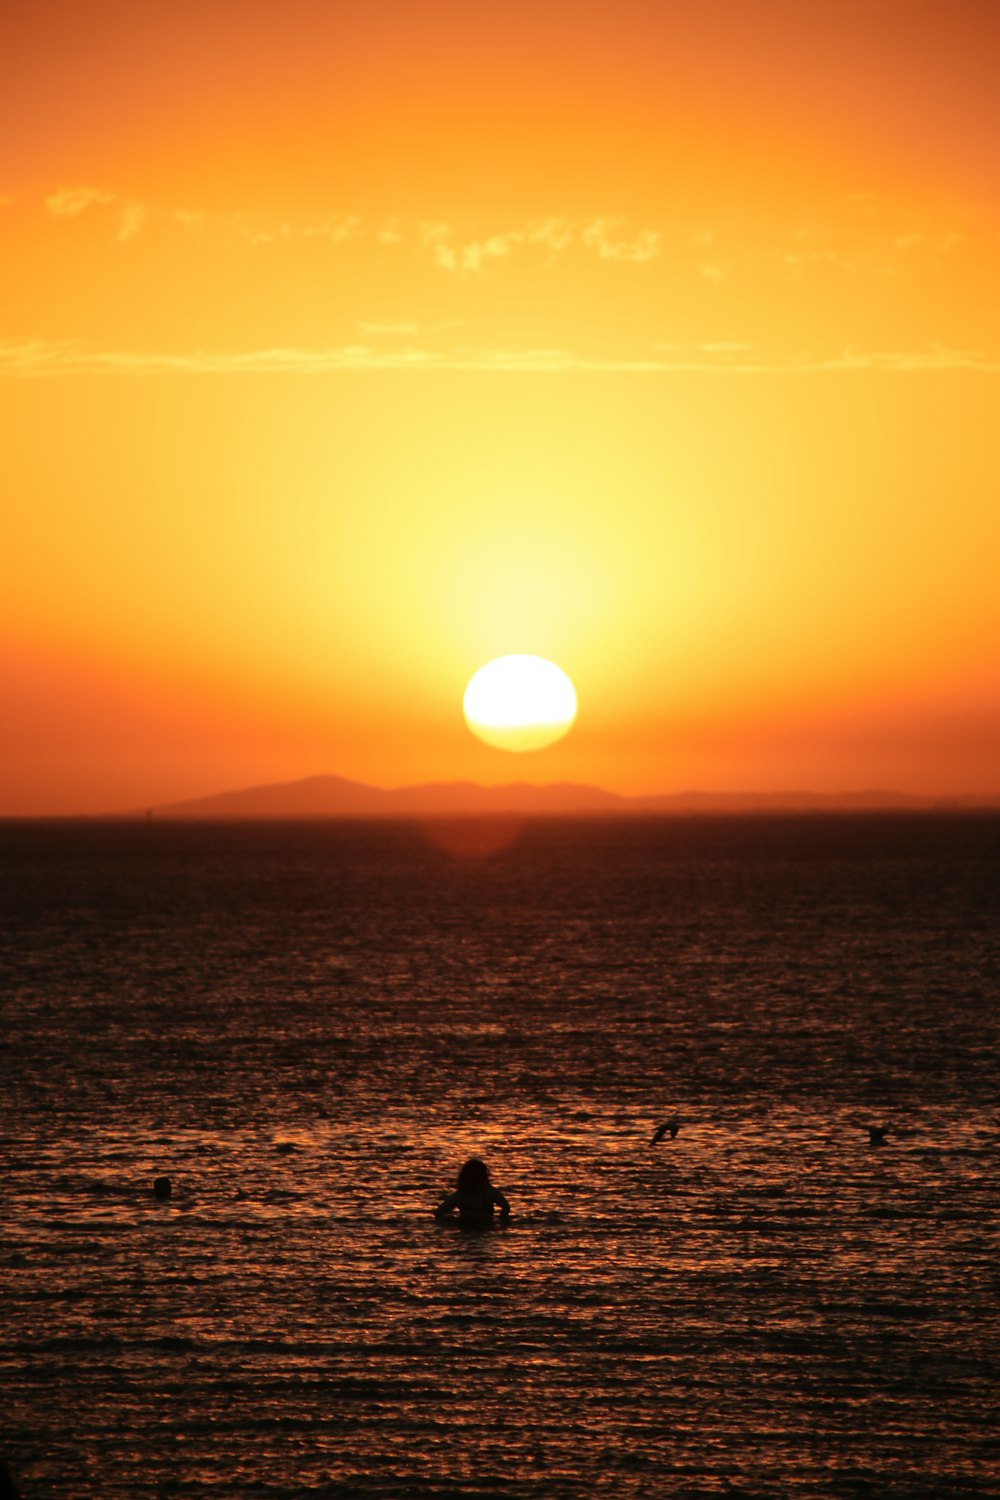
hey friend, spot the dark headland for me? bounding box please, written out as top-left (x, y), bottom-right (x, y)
top-left (114, 774), bottom-right (999, 820)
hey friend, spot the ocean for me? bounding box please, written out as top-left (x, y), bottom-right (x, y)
top-left (2, 815), bottom-right (998, 1499)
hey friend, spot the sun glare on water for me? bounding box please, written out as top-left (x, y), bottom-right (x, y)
top-left (463, 655), bottom-right (578, 752)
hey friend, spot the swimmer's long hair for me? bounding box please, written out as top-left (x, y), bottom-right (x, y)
top-left (457, 1157), bottom-right (490, 1193)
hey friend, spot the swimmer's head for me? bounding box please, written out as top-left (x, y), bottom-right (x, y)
top-left (457, 1157), bottom-right (490, 1192)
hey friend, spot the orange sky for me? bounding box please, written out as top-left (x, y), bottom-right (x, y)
top-left (2, 0), bottom-right (999, 813)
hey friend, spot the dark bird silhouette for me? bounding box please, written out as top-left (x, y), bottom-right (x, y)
top-left (651, 1117), bottom-right (681, 1144)
top-left (867, 1124), bottom-right (889, 1146)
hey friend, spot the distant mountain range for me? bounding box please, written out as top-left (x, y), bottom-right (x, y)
top-left (134, 774), bottom-right (999, 819)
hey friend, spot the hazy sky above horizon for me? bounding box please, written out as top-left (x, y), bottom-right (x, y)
top-left (2, 0), bottom-right (999, 812)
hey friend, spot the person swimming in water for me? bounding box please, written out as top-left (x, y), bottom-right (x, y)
top-left (433, 1157), bottom-right (511, 1225)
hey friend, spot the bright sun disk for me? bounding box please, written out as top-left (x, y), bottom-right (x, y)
top-left (463, 655), bottom-right (577, 752)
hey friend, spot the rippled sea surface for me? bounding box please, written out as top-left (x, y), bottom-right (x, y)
top-left (2, 816), bottom-right (998, 1499)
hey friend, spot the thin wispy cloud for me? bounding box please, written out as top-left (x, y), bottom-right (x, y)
top-left (36, 193), bottom-right (975, 299)
top-left (3, 339), bottom-right (998, 378)
top-left (580, 220), bottom-right (660, 263)
top-left (426, 216), bottom-right (662, 274)
top-left (808, 346), bottom-right (998, 373)
top-left (0, 341), bottom-right (442, 375)
top-left (45, 186), bottom-right (115, 217)
top-left (117, 201), bottom-right (148, 242)
top-left (43, 186), bottom-right (204, 240)
top-left (894, 231), bottom-right (963, 254)
top-left (231, 210), bottom-right (372, 248)
top-left (651, 344), bottom-right (1000, 374)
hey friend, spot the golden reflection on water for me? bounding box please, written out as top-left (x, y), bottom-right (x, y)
top-left (3, 817), bottom-right (999, 1497)
top-left (417, 815), bottom-right (527, 859)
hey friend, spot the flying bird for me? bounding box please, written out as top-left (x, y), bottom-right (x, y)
top-left (651, 1117), bottom-right (681, 1144)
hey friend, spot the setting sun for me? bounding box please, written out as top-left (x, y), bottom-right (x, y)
top-left (463, 655), bottom-right (578, 752)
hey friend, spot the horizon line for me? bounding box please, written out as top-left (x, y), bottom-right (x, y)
top-left (3, 772), bottom-right (999, 823)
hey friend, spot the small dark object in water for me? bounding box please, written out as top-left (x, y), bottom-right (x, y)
top-left (651, 1117), bottom-right (681, 1144)
top-left (868, 1124), bottom-right (889, 1146)
top-left (153, 1176), bottom-right (172, 1200)
top-left (275, 1141), bottom-right (298, 1155)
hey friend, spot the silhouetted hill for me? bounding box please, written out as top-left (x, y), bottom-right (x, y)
top-left (145, 775), bottom-right (629, 819)
top-left (147, 774), bottom-right (389, 819)
top-left (135, 775), bottom-right (997, 820)
top-left (636, 788), bottom-right (936, 813)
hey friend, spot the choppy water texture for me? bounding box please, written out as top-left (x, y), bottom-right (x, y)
top-left (2, 815), bottom-right (998, 1499)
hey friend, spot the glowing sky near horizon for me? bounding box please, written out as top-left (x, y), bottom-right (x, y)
top-left (1, 0), bottom-right (999, 812)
